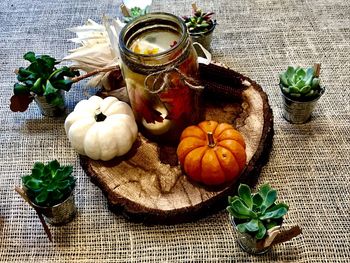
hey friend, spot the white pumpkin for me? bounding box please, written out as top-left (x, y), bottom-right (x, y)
top-left (65, 96), bottom-right (138, 161)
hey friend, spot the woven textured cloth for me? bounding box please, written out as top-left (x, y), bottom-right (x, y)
top-left (0, 0), bottom-right (349, 262)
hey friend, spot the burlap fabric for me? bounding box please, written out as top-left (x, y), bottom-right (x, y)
top-left (0, 0), bottom-right (349, 262)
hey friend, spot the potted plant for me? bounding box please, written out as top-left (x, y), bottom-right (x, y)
top-left (21, 160), bottom-right (77, 226)
top-left (279, 63), bottom-right (325, 123)
top-left (10, 52), bottom-right (80, 117)
top-left (183, 3), bottom-right (216, 56)
top-left (120, 0), bottom-right (152, 23)
top-left (227, 184), bottom-right (289, 255)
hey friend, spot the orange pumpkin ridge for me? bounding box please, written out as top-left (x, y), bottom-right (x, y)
top-left (177, 121), bottom-right (247, 186)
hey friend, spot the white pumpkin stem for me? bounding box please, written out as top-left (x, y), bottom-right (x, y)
top-left (207, 132), bottom-right (216, 148)
top-left (71, 65), bottom-right (119, 83)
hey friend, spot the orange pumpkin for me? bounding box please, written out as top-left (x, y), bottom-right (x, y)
top-left (177, 120), bottom-right (246, 186)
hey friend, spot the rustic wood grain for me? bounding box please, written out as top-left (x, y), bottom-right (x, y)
top-left (80, 63), bottom-right (274, 224)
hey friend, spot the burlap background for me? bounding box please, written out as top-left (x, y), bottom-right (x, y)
top-left (0, 0), bottom-right (349, 262)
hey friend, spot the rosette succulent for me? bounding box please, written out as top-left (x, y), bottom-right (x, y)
top-left (279, 65), bottom-right (324, 101)
top-left (22, 160), bottom-right (76, 207)
top-left (227, 184), bottom-right (289, 240)
top-left (183, 4), bottom-right (216, 34)
top-left (10, 52), bottom-right (79, 112)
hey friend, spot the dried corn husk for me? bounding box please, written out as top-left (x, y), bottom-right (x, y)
top-left (63, 18), bottom-right (125, 90)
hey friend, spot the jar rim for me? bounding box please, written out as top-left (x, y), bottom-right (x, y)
top-left (119, 12), bottom-right (188, 59)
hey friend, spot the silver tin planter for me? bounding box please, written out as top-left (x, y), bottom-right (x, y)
top-left (281, 87), bottom-right (325, 124)
top-left (230, 216), bottom-right (277, 255)
top-left (31, 193), bottom-right (77, 226)
top-left (190, 22), bottom-right (216, 57)
top-left (34, 91), bottom-right (66, 117)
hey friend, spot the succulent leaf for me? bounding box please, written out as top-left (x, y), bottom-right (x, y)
top-left (252, 193), bottom-right (263, 207)
top-left (279, 65), bottom-right (322, 101)
top-left (261, 189), bottom-right (277, 213)
top-left (183, 5), bottom-right (215, 34)
top-left (256, 220), bottom-right (267, 239)
top-left (11, 52), bottom-right (79, 112)
top-left (22, 160), bottom-right (75, 207)
top-left (238, 184), bottom-right (253, 208)
top-left (244, 219), bottom-right (259, 232)
top-left (228, 183), bottom-right (288, 240)
top-left (259, 207), bottom-right (288, 220)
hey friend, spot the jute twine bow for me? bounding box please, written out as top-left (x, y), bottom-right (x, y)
top-left (144, 67), bottom-right (204, 94)
top-left (144, 42), bottom-right (211, 94)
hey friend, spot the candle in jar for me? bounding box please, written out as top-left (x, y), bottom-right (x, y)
top-left (129, 30), bottom-right (180, 55)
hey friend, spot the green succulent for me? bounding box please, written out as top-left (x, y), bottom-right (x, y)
top-left (22, 160), bottom-right (76, 207)
top-left (183, 6), bottom-right (216, 34)
top-left (227, 184), bottom-right (288, 240)
top-left (123, 6), bottom-right (150, 23)
top-left (10, 52), bottom-right (79, 113)
top-left (279, 65), bottom-right (323, 101)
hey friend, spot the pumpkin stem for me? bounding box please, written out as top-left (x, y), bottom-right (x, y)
top-left (207, 132), bottom-right (216, 147)
top-left (95, 112), bottom-right (107, 122)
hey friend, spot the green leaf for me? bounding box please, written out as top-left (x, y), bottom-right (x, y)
top-left (44, 80), bottom-right (58, 96)
top-left (45, 93), bottom-right (64, 107)
top-left (266, 221), bottom-right (279, 230)
top-left (51, 79), bottom-right (74, 91)
top-left (48, 160), bottom-right (60, 174)
top-left (31, 167), bottom-right (43, 179)
top-left (236, 223), bottom-right (247, 233)
top-left (25, 178), bottom-right (43, 191)
top-left (262, 189), bottom-right (277, 210)
top-left (238, 184), bottom-right (253, 208)
top-left (31, 77), bottom-right (43, 94)
top-left (300, 85), bottom-right (311, 94)
top-left (228, 195), bottom-right (240, 204)
top-left (244, 219), bottom-right (259, 232)
top-left (295, 79), bottom-right (306, 89)
top-left (35, 189), bottom-right (49, 205)
top-left (23, 52), bottom-right (36, 63)
top-left (295, 67), bottom-right (306, 78)
top-left (266, 202), bottom-right (289, 213)
top-left (230, 199), bottom-right (257, 219)
top-left (255, 220), bottom-right (267, 239)
top-left (39, 55), bottom-right (57, 70)
top-left (27, 61), bottom-right (42, 75)
top-left (306, 67), bottom-right (314, 78)
top-left (252, 193), bottom-right (263, 207)
top-left (13, 83), bottom-right (29, 95)
top-left (33, 162), bottom-right (45, 170)
top-left (279, 73), bottom-right (289, 87)
top-left (56, 180), bottom-right (71, 190)
top-left (259, 207), bottom-right (288, 220)
top-left (286, 66), bottom-right (296, 79)
top-left (311, 78), bottom-right (320, 88)
top-left (18, 67), bottom-right (34, 78)
top-left (258, 184), bottom-right (271, 199)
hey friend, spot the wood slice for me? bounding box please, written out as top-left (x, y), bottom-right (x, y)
top-left (80, 62), bottom-right (274, 224)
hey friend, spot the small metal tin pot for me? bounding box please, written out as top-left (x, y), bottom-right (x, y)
top-left (190, 22), bottom-right (216, 57)
top-left (230, 216), bottom-right (273, 255)
top-left (34, 91), bottom-right (66, 117)
top-left (31, 193), bottom-right (77, 226)
top-left (281, 87), bottom-right (325, 124)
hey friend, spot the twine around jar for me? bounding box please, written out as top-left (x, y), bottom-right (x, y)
top-left (144, 42), bottom-right (211, 94)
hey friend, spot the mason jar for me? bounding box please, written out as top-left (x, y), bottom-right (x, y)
top-left (119, 12), bottom-right (202, 144)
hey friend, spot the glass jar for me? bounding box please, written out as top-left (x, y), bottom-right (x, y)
top-left (119, 12), bottom-right (202, 144)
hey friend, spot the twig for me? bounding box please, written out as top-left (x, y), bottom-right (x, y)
top-left (71, 65), bottom-right (119, 83)
top-left (314, 63), bottom-right (321, 77)
top-left (257, 225), bottom-right (302, 249)
top-left (120, 4), bottom-right (130, 17)
top-left (192, 3), bottom-right (198, 12)
top-left (15, 186), bottom-right (52, 242)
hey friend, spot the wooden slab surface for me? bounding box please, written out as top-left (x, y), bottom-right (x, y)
top-left (80, 63), bottom-right (274, 224)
